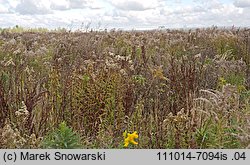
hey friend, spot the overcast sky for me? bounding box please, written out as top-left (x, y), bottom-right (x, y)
top-left (0, 0), bottom-right (249, 30)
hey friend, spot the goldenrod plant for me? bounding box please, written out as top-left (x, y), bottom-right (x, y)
top-left (123, 131), bottom-right (139, 148)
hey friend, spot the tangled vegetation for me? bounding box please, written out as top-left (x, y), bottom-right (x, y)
top-left (0, 27), bottom-right (250, 148)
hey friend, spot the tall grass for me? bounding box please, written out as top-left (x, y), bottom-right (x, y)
top-left (0, 27), bottom-right (250, 148)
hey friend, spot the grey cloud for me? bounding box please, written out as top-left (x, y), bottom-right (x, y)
top-left (15, 0), bottom-right (52, 15)
top-left (234, 0), bottom-right (250, 8)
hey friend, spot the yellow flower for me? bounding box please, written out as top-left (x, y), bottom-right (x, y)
top-left (123, 131), bottom-right (138, 147)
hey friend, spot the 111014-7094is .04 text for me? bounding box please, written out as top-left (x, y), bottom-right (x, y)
top-left (157, 151), bottom-right (246, 161)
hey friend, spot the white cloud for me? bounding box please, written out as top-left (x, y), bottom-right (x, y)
top-left (170, 5), bottom-right (207, 15)
top-left (0, 0), bottom-right (18, 13)
top-left (106, 0), bottom-right (163, 11)
top-left (50, 0), bottom-right (70, 10)
top-left (234, 0), bottom-right (250, 8)
top-left (50, 0), bottom-right (100, 10)
top-left (0, 4), bottom-right (9, 13)
top-left (15, 0), bottom-right (52, 15)
top-left (0, 0), bottom-right (249, 29)
top-left (69, 0), bottom-right (88, 9)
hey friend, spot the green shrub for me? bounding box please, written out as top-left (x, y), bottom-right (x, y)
top-left (41, 122), bottom-right (82, 149)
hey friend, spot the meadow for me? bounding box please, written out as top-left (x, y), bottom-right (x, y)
top-left (0, 27), bottom-right (250, 149)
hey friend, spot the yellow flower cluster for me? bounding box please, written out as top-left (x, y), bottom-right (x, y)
top-left (123, 131), bottom-right (139, 147)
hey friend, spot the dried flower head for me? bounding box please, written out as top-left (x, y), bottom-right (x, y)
top-left (15, 101), bottom-right (29, 126)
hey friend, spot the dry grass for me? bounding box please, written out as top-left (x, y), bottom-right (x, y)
top-left (0, 27), bottom-right (250, 148)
